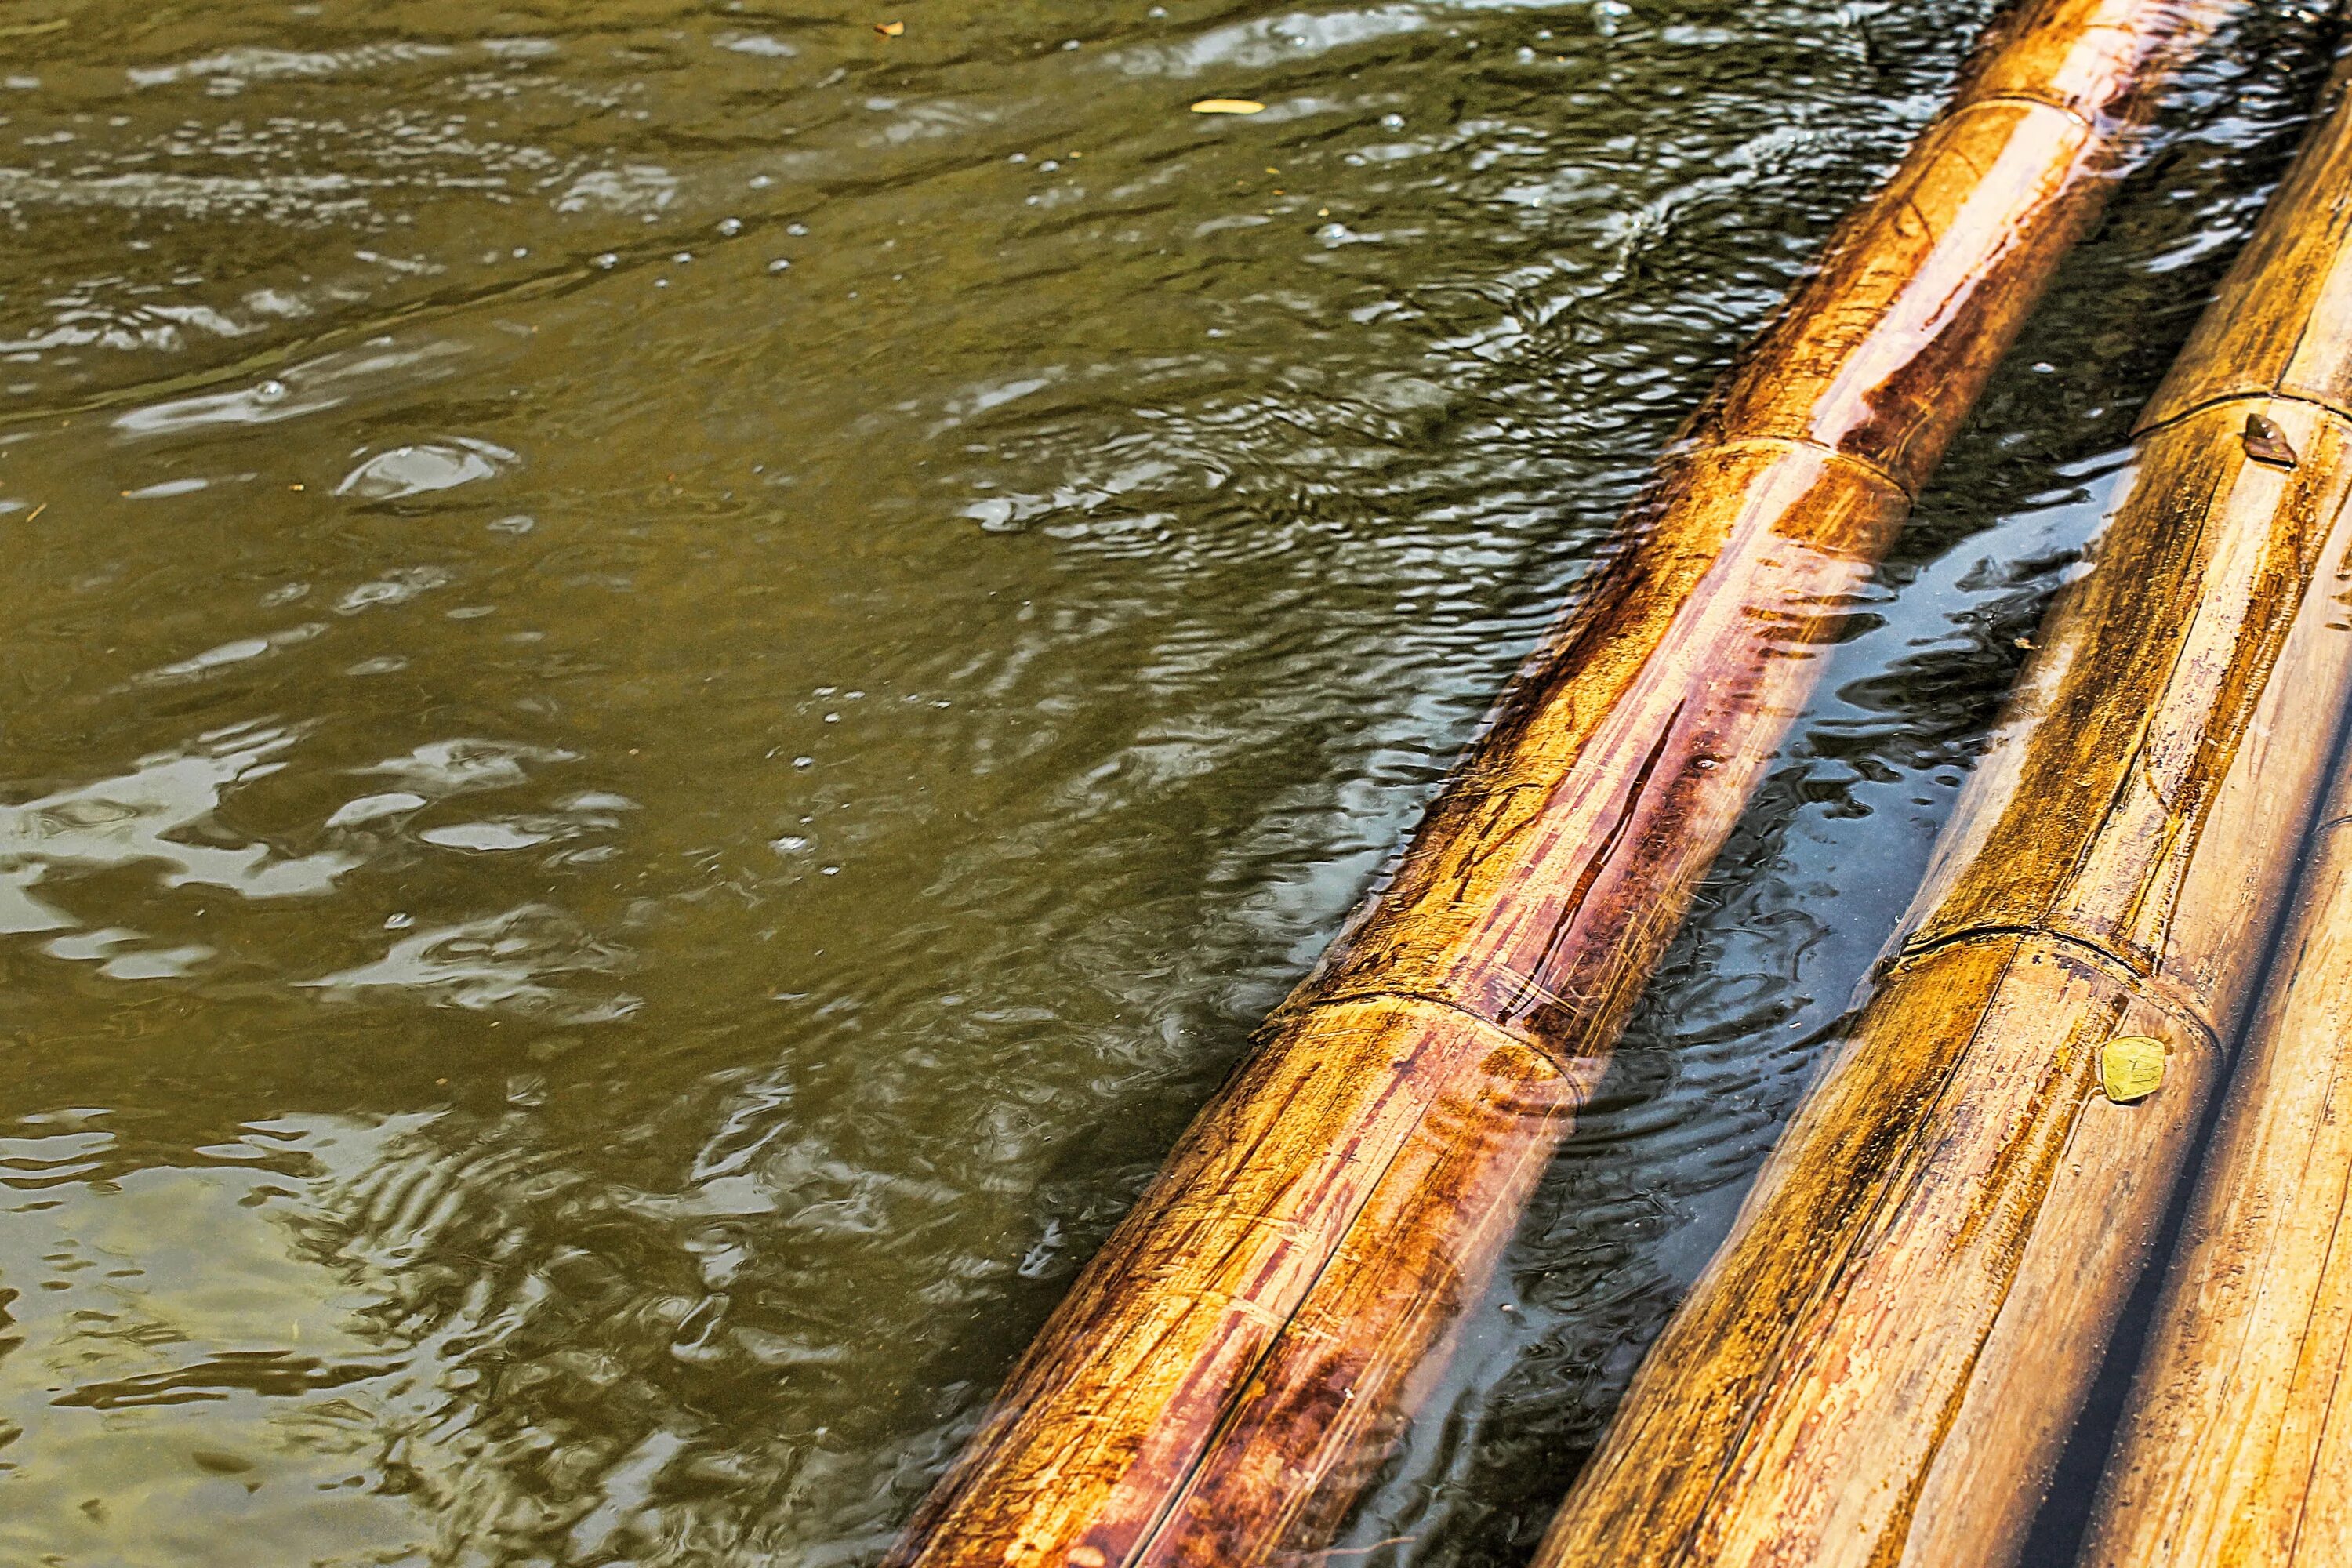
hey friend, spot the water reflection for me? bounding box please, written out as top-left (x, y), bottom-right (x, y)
top-left (304, 906), bottom-right (638, 1022)
top-left (0, 724), bottom-right (352, 935)
top-left (0, 0), bottom-right (2336, 1564)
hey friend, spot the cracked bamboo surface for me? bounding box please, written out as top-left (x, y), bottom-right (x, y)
top-left (2079, 85), bottom-right (2352, 1560)
top-left (2082, 746), bottom-right (2352, 1568)
top-left (887, 5), bottom-right (2240, 1566)
top-left (1535, 57), bottom-right (2352, 1568)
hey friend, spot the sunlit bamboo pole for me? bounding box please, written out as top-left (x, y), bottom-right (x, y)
top-left (2078, 79), bottom-right (2352, 1544)
top-left (888, 5), bottom-right (2247, 1566)
top-left (1534, 53), bottom-right (2352, 1568)
top-left (2080, 718), bottom-right (2352, 1566)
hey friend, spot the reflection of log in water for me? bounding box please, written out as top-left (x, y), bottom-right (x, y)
top-left (1537, 55), bottom-right (2352, 1568)
top-left (887, 3), bottom-right (2252, 1566)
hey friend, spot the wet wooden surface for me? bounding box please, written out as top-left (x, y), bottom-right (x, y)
top-left (1534, 60), bottom-right (2352, 1568)
top-left (885, 4), bottom-right (2244, 1565)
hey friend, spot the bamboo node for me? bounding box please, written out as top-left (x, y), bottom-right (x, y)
top-left (2100, 1036), bottom-right (2167, 1104)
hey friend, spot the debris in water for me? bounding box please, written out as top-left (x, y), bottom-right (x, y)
top-left (874, 20), bottom-right (904, 35)
top-left (1190, 98), bottom-right (1265, 114)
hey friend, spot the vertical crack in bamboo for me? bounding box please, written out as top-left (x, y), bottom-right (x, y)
top-left (1534, 53), bottom-right (2352, 1568)
top-left (884, 4), bottom-right (2249, 1567)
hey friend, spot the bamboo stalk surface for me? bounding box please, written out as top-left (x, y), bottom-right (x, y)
top-left (888, 4), bottom-right (2244, 1566)
top-left (1534, 50), bottom-right (2352, 1568)
top-left (2081, 704), bottom-right (2352, 1568)
top-left (2080, 84), bottom-right (2352, 1555)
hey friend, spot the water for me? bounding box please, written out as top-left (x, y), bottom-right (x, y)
top-left (0, 2), bottom-right (2334, 1564)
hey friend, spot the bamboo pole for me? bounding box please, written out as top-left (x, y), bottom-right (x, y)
top-left (1534, 54), bottom-right (2352, 1568)
top-left (2079, 82), bottom-right (2352, 1548)
top-left (888, 5), bottom-right (2244, 1566)
top-left (2079, 708), bottom-right (2352, 1566)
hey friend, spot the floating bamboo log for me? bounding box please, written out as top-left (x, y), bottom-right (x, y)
top-left (888, 5), bottom-right (2244, 1566)
top-left (2079, 89), bottom-right (2352, 1551)
top-left (1534, 54), bottom-right (2352, 1568)
top-left (2080, 717), bottom-right (2352, 1566)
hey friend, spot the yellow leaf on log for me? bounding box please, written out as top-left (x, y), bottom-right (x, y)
top-left (2102, 1036), bottom-right (2166, 1104)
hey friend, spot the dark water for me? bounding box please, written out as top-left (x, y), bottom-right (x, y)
top-left (0, 2), bottom-right (2334, 1564)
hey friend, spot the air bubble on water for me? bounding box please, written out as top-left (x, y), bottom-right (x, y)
top-left (593, 252), bottom-right (619, 269)
top-left (254, 379), bottom-right (289, 404)
top-left (717, 216), bottom-right (743, 236)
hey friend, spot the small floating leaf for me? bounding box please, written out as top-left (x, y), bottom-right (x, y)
top-left (873, 19), bottom-right (904, 35)
top-left (2243, 412), bottom-right (2299, 469)
top-left (1190, 98), bottom-right (1266, 115)
top-left (2100, 1036), bottom-right (2165, 1104)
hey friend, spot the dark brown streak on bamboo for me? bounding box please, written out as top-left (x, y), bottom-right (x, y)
top-left (885, 5), bottom-right (2241, 1568)
top-left (1534, 52), bottom-right (2352, 1568)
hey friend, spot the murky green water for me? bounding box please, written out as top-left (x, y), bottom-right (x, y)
top-left (0, 2), bottom-right (2333, 1563)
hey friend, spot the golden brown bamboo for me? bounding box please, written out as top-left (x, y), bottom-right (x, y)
top-left (887, 5), bottom-right (2245, 1566)
top-left (1534, 56), bottom-right (2352, 1568)
top-left (2079, 714), bottom-right (2352, 1567)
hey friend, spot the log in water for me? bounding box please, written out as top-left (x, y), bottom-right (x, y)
top-left (2080, 728), bottom-right (2352, 1567)
top-left (887, 3), bottom-right (2246, 1565)
top-left (2077, 82), bottom-right (2352, 1568)
top-left (1536, 51), bottom-right (2352, 1568)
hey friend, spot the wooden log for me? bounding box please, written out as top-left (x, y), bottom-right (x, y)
top-left (2078, 692), bottom-right (2352, 1567)
top-left (887, 5), bottom-right (2245, 1566)
top-left (1533, 54), bottom-right (2352, 1568)
top-left (2079, 76), bottom-right (2352, 1541)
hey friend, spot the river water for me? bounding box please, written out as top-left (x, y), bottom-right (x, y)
top-left (0, 2), bottom-right (2334, 1564)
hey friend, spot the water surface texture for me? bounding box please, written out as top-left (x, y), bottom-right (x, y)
top-left (0, 2), bottom-right (2335, 1564)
